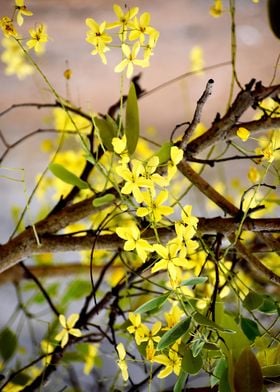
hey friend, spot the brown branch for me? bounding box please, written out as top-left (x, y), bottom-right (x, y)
top-left (178, 160), bottom-right (240, 216)
top-left (186, 81), bottom-right (280, 155)
top-left (180, 79), bottom-right (214, 150)
top-left (0, 102), bottom-right (92, 121)
top-left (1, 217), bottom-right (280, 274)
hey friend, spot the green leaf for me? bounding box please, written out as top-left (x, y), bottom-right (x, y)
top-left (157, 317), bottom-right (191, 350)
top-left (61, 280), bottom-right (92, 305)
top-left (173, 370), bottom-right (188, 392)
top-left (241, 317), bottom-right (261, 341)
top-left (181, 276), bottom-right (208, 286)
top-left (125, 82), bottom-right (139, 155)
top-left (243, 292), bottom-right (264, 310)
top-left (135, 292), bottom-right (170, 314)
top-left (0, 328), bottom-right (17, 361)
top-left (49, 163), bottom-right (88, 189)
top-left (193, 312), bottom-right (235, 333)
top-left (92, 193), bottom-right (116, 207)
top-left (233, 348), bottom-right (263, 392)
top-left (155, 142), bottom-right (172, 165)
top-left (94, 115), bottom-right (118, 151)
top-left (258, 297), bottom-right (278, 313)
top-left (216, 312), bottom-right (250, 361)
top-left (211, 358), bottom-right (228, 388)
top-left (181, 348), bottom-right (203, 374)
top-left (33, 283), bottom-right (59, 304)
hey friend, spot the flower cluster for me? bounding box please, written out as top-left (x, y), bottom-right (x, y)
top-left (0, 0), bottom-right (48, 78)
top-left (124, 305), bottom-right (185, 380)
top-left (85, 4), bottom-right (159, 77)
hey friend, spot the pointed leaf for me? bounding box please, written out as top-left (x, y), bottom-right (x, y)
top-left (181, 276), bottom-right (208, 286)
top-left (155, 142), bottom-right (172, 165)
top-left (233, 348), bottom-right (263, 392)
top-left (241, 317), bottom-right (261, 341)
top-left (182, 348), bottom-right (203, 374)
top-left (125, 82), bottom-right (139, 154)
top-left (135, 293), bottom-right (169, 314)
top-left (92, 194), bottom-right (116, 207)
top-left (0, 328), bottom-right (17, 361)
top-left (157, 317), bottom-right (191, 350)
top-left (173, 370), bottom-right (187, 392)
top-left (49, 163), bottom-right (88, 189)
top-left (261, 364), bottom-right (280, 378)
top-left (193, 312), bottom-right (235, 333)
top-left (243, 292), bottom-right (263, 310)
top-left (258, 297), bottom-right (278, 313)
top-left (94, 115), bottom-right (118, 151)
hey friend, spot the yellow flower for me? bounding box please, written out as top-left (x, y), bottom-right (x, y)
top-left (141, 321), bottom-right (162, 346)
top-left (107, 4), bottom-right (139, 38)
top-left (167, 146), bottom-right (184, 180)
top-left (129, 12), bottom-right (157, 44)
top-left (144, 30), bottom-right (160, 60)
top-left (55, 313), bottom-right (82, 348)
top-left (26, 23), bottom-right (48, 53)
top-left (164, 304), bottom-right (184, 330)
top-left (114, 42), bottom-right (149, 79)
top-left (127, 313), bottom-right (147, 345)
top-left (116, 224), bottom-right (153, 262)
top-left (237, 127), bottom-right (250, 142)
top-left (116, 159), bottom-right (151, 202)
top-left (152, 242), bottom-right (186, 281)
top-left (85, 18), bottom-right (112, 64)
top-left (112, 135), bottom-right (130, 164)
top-left (210, 0), bottom-right (223, 17)
top-left (153, 344), bottom-right (182, 378)
top-left (116, 343), bottom-right (129, 381)
top-left (15, 0), bottom-right (33, 26)
top-left (0, 17), bottom-right (18, 38)
top-left (136, 190), bottom-right (174, 223)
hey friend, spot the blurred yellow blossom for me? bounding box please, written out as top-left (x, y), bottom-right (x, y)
top-left (248, 166), bottom-right (260, 183)
top-left (1, 36), bottom-right (33, 79)
top-left (190, 46), bottom-right (204, 75)
top-left (210, 0), bottom-right (223, 17)
top-left (83, 344), bottom-right (99, 375)
top-left (116, 343), bottom-right (129, 381)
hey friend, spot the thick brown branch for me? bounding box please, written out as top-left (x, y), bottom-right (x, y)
top-left (1, 217), bottom-right (280, 274)
top-left (178, 160), bottom-right (239, 216)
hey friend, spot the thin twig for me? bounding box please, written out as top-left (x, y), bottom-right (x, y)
top-left (180, 79), bottom-right (214, 150)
